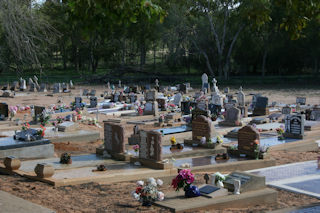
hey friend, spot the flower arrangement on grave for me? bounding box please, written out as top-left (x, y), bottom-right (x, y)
top-left (21, 123), bottom-right (30, 131)
top-left (56, 116), bottom-right (63, 124)
top-left (171, 169), bottom-right (200, 198)
top-left (133, 144), bottom-right (140, 156)
top-left (214, 172), bottom-right (226, 188)
top-left (276, 125), bottom-right (285, 140)
top-left (39, 112), bottom-right (51, 126)
top-left (132, 178), bottom-right (164, 206)
top-left (253, 140), bottom-right (260, 160)
top-left (9, 106), bottom-right (18, 120)
top-left (60, 153), bottom-right (72, 164)
top-left (215, 153), bottom-right (229, 160)
top-left (200, 137), bottom-right (206, 145)
top-left (76, 109), bottom-right (82, 120)
top-left (37, 125), bottom-right (46, 137)
top-left (216, 136), bottom-right (223, 144)
top-left (138, 107), bottom-right (143, 116)
top-left (170, 136), bottom-right (176, 145)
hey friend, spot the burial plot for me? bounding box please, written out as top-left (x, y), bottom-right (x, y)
top-left (0, 103), bottom-right (9, 120)
top-left (104, 122), bottom-right (127, 160)
top-left (296, 97), bottom-right (306, 105)
top-left (219, 107), bottom-right (242, 126)
top-left (284, 114), bottom-right (305, 139)
top-left (253, 96), bottom-right (269, 116)
top-left (238, 125), bottom-right (260, 158)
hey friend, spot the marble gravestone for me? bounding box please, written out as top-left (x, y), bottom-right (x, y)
top-left (39, 83), bottom-right (47, 92)
top-left (104, 122), bottom-right (125, 154)
top-left (219, 107), bottom-right (242, 126)
top-left (284, 114), bottom-right (305, 139)
top-left (89, 96), bottom-right (98, 108)
top-left (201, 73), bottom-right (208, 91)
top-left (253, 96), bottom-right (269, 116)
top-left (237, 87), bottom-right (245, 107)
top-left (144, 101), bottom-right (159, 116)
top-left (173, 93), bottom-right (182, 107)
top-left (251, 94), bottom-right (261, 109)
top-left (0, 103), bottom-right (9, 120)
top-left (20, 78), bottom-right (27, 91)
top-left (75, 97), bottom-right (82, 109)
top-left (238, 125), bottom-right (260, 158)
top-left (53, 83), bottom-right (61, 93)
top-left (310, 109), bottom-right (320, 121)
top-left (296, 97), bottom-right (306, 105)
top-left (192, 115), bottom-right (214, 142)
top-left (139, 130), bottom-right (162, 162)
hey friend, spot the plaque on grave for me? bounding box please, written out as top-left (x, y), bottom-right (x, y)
top-left (296, 97), bottom-right (306, 105)
top-left (224, 171), bottom-right (265, 193)
top-left (198, 185), bottom-right (228, 198)
top-left (104, 122), bottom-right (125, 154)
top-left (284, 114), bottom-right (305, 139)
top-left (34, 106), bottom-right (45, 121)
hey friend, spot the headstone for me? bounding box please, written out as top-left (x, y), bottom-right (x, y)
top-left (107, 82), bottom-right (111, 90)
top-left (145, 90), bottom-right (157, 101)
top-left (296, 97), bottom-right (306, 105)
top-left (197, 100), bottom-right (208, 111)
top-left (219, 107), bottom-right (242, 126)
top-left (211, 78), bottom-right (220, 94)
top-left (0, 103), bottom-right (9, 120)
top-left (53, 83), bottom-right (61, 93)
top-left (33, 76), bottom-right (40, 91)
top-left (208, 103), bottom-right (221, 116)
top-left (144, 101), bottom-right (158, 116)
top-left (181, 101), bottom-right (192, 115)
top-left (179, 84), bottom-right (188, 94)
top-left (251, 94), bottom-right (261, 108)
top-left (11, 81), bottom-right (19, 91)
top-left (130, 94), bottom-right (137, 103)
top-left (284, 114), bottom-right (305, 139)
top-left (156, 98), bottom-right (167, 111)
top-left (173, 93), bottom-right (182, 107)
top-left (89, 89), bottom-right (96, 96)
top-left (139, 130), bottom-right (162, 161)
top-left (69, 80), bottom-right (75, 89)
top-left (82, 89), bottom-right (89, 96)
top-left (104, 122), bottom-right (125, 154)
top-left (62, 83), bottom-right (69, 92)
top-left (311, 109), bottom-right (320, 121)
top-left (282, 106), bottom-right (292, 115)
top-left (238, 125), bottom-right (260, 158)
top-left (224, 87), bottom-right (229, 94)
top-left (253, 96), bottom-right (269, 116)
top-left (39, 83), bottom-right (47, 92)
top-left (90, 96), bottom-right (98, 108)
top-left (237, 106), bottom-right (248, 118)
top-left (192, 115), bottom-right (214, 142)
top-left (237, 86), bottom-right (245, 107)
top-left (29, 83), bottom-right (36, 92)
top-left (75, 97), bottom-right (82, 109)
top-left (201, 73), bottom-right (208, 90)
top-left (20, 79), bottom-right (27, 91)
top-left (192, 107), bottom-right (209, 120)
top-left (118, 80), bottom-right (121, 88)
top-left (34, 106), bottom-right (45, 122)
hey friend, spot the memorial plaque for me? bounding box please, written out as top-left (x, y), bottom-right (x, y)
top-left (296, 97), bottom-right (306, 105)
top-left (104, 122), bottom-right (125, 154)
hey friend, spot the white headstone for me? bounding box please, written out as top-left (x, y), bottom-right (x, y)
top-left (237, 86), bottom-right (245, 106)
top-left (173, 93), bottom-right (182, 107)
top-left (201, 73), bottom-right (208, 89)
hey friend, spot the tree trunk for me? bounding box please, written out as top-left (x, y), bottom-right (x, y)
top-left (140, 41), bottom-right (146, 71)
top-left (262, 50), bottom-right (268, 77)
top-left (153, 43), bottom-right (156, 69)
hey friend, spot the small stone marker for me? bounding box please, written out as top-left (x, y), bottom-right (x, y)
top-left (219, 107), bottom-right (242, 126)
top-left (238, 125), bottom-right (260, 158)
top-left (90, 96), bottom-right (98, 108)
top-left (173, 93), bottom-right (182, 107)
top-left (57, 121), bottom-right (77, 132)
top-left (284, 114), bottom-right (305, 139)
top-left (253, 96), bottom-right (269, 115)
top-left (237, 86), bottom-right (245, 107)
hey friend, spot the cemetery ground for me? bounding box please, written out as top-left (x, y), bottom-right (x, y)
top-left (0, 85), bottom-right (320, 212)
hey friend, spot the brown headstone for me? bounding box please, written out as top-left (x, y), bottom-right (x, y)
top-left (139, 130), bottom-right (162, 161)
top-left (104, 122), bottom-right (125, 154)
top-left (238, 125), bottom-right (260, 154)
top-left (192, 115), bottom-right (213, 141)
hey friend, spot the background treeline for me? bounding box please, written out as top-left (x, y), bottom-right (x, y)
top-left (0, 0), bottom-right (319, 84)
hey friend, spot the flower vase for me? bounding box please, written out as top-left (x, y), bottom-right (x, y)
top-left (142, 200), bottom-right (152, 207)
top-left (184, 185), bottom-right (200, 198)
top-left (216, 180), bottom-right (224, 188)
